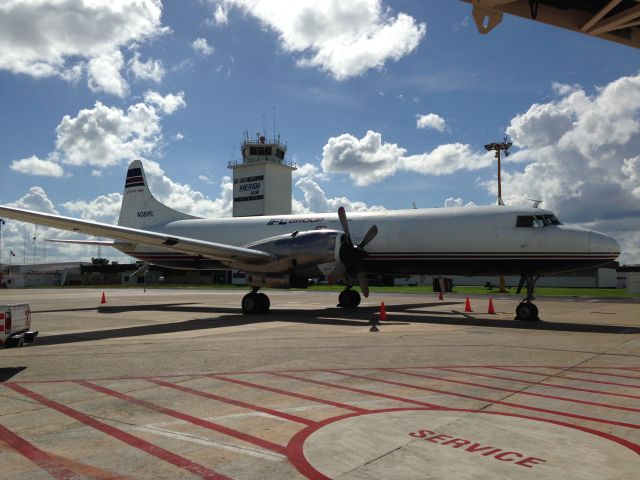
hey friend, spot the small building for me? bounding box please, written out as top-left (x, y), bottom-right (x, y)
top-left (617, 265), bottom-right (640, 294)
top-left (0, 262), bottom-right (87, 289)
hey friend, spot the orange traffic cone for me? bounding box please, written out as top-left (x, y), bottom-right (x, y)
top-left (379, 302), bottom-right (387, 321)
top-left (464, 296), bottom-right (472, 312)
top-left (487, 298), bottom-right (496, 314)
top-left (438, 290), bottom-right (444, 301)
top-left (100, 292), bottom-right (106, 304)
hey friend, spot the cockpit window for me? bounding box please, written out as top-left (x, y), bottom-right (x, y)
top-left (516, 214), bottom-right (563, 228)
top-left (516, 216), bottom-right (533, 228)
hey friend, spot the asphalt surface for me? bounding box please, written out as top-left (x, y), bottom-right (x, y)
top-left (0, 288), bottom-right (639, 479)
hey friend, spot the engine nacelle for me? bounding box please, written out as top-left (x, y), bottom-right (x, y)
top-left (234, 229), bottom-right (342, 276)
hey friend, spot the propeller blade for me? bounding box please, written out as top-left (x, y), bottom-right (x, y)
top-left (357, 225), bottom-right (378, 249)
top-left (337, 206), bottom-right (351, 243)
top-left (356, 271), bottom-right (369, 298)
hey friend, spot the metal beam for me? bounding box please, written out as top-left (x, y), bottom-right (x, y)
top-left (589, 3), bottom-right (640, 35)
top-left (581, 0), bottom-right (623, 32)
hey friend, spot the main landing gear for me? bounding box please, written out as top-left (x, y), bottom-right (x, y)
top-left (338, 287), bottom-right (361, 309)
top-left (241, 288), bottom-right (270, 314)
top-left (516, 274), bottom-right (540, 321)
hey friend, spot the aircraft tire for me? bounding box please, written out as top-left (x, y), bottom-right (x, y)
top-left (242, 292), bottom-right (270, 314)
top-left (339, 289), bottom-right (361, 308)
top-left (256, 293), bottom-right (270, 313)
top-left (516, 302), bottom-right (539, 321)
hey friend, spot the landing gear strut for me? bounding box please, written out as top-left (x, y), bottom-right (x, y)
top-left (515, 274), bottom-right (540, 321)
top-left (338, 287), bottom-right (361, 309)
top-left (241, 288), bottom-right (270, 314)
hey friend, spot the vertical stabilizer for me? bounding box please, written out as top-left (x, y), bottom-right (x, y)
top-left (118, 160), bottom-right (199, 229)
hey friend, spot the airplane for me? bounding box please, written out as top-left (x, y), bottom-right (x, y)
top-left (0, 160), bottom-right (620, 321)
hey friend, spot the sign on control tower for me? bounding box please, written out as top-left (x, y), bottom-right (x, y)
top-left (228, 131), bottom-right (296, 217)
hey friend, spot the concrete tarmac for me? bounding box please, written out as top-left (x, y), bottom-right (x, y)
top-left (0, 287), bottom-right (639, 479)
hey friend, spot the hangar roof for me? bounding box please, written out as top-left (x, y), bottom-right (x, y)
top-left (462, 0), bottom-right (640, 49)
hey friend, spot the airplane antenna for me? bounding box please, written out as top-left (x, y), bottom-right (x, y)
top-left (484, 136), bottom-right (513, 207)
top-left (412, 201), bottom-right (418, 209)
top-left (525, 197), bottom-right (543, 208)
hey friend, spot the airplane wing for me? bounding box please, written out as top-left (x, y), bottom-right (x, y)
top-left (46, 239), bottom-right (116, 246)
top-left (0, 205), bottom-right (276, 266)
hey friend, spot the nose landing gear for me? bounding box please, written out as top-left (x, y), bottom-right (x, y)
top-left (516, 274), bottom-right (540, 321)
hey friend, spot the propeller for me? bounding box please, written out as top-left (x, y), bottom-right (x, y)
top-left (333, 206), bottom-right (378, 297)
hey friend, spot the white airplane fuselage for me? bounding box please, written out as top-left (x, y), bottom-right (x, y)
top-left (116, 206), bottom-right (619, 276)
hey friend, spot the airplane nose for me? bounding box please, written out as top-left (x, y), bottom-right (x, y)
top-left (590, 231), bottom-right (621, 257)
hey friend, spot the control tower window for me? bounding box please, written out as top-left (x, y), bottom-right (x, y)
top-left (275, 148), bottom-right (285, 160)
top-left (248, 146), bottom-right (272, 156)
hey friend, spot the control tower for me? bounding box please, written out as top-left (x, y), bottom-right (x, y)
top-left (228, 131), bottom-right (296, 217)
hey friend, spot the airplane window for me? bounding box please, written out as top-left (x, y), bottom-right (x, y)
top-left (544, 214), bottom-right (562, 225)
top-left (516, 216), bottom-right (533, 228)
top-left (533, 215), bottom-right (546, 228)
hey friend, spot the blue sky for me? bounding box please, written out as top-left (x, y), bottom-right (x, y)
top-left (0, 0), bottom-right (639, 264)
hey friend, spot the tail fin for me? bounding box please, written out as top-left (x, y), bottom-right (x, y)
top-left (118, 160), bottom-right (198, 228)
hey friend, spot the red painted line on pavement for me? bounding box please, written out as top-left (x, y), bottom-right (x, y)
top-left (208, 375), bottom-right (368, 413)
top-left (77, 380), bottom-right (287, 455)
top-left (286, 407), bottom-right (640, 480)
top-left (490, 367), bottom-right (640, 389)
top-left (0, 423), bottom-right (79, 480)
top-left (432, 367), bottom-right (640, 401)
top-left (149, 378), bottom-right (315, 426)
top-left (568, 369), bottom-right (640, 381)
top-left (4, 383), bottom-right (229, 480)
top-left (271, 372), bottom-right (443, 409)
top-left (328, 371), bottom-right (640, 430)
top-left (8, 366), bottom-right (640, 385)
top-left (383, 368), bottom-right (640, 413)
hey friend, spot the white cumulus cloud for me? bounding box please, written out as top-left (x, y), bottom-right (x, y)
top-left (192, 38), bottom-right (214, 55)
top-left (416, 113), bottom-right (447, 132)
top-left (87, 50), bottom-right (128, 97)
top-left (321, 130), bottom-right (491, 185)
top-left (11, 92), bottom-right (186, 176)
top-left (55, 101), bottom-right (162, 168)
top-left (217, 0), bottom-right (426, 80)
top-left (444, 197), bottom-right (476, 208)
top-left (0, 0), bottom-right (166, 95)
top-left (143, 90), bottom-right (186, 114)
top-left (128, 52), bottom-right (165, 82)
top-left (321, 130), bottom-right (405, 185)
top-left (294, 177), bottom-right (384, 213)
top-left (10, 156), bottom-right (66, 178)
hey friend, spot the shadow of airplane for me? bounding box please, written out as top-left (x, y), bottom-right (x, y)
top-left (32, 299), bottom-right (640, 346)
top-left (0, 367), bottom-right (27, 382)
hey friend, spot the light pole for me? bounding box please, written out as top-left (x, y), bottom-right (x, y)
top-left (484, 137), bottom-right (512, 206)
top-left (0, 218), bottom-right (5, 269)
top-left (484, 137), bottom-right (513, 293)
